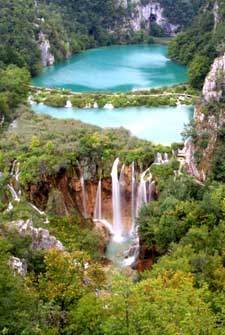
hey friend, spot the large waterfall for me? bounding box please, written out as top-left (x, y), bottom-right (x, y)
top-left (92, 153), bottom-right (169, 267)
top-left (136, 168), bottom-right (149, 216)
top-left (131, 161), bottom-right (136, 233)
top-left (94, 180), bottom-right (102, 220)
top-left (111, 158), bottom-right (123, 242)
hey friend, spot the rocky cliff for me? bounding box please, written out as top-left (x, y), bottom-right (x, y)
top-left (129, 1), bottom-right (179, 36)
top-left (186, 53), bottom-right (225, 180)
top-left (38, 32), bottom-right (55, 67)
top-left (115, 0), bottom-right (179, 36)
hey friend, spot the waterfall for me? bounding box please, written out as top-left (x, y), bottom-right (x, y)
top-left (156, 152), bottom-right (163, 164)
top-left (131, 161), bottom-right (136, 233)
top-left (5, 202), bottom-right (13, 213)
top-left (15, 162), bottom-right (20, 182)
top-left (111, 158), bottom-right (123, 241)
top-left (119, 164), bottom-right (126, 228)
top-left (80, 176), bottom-right (88, 218)
top-left (94, 180), bottom-right (102, 220)
top-left (136, 169), bottom-right (149, 216)
top-left (65, 100), bottom-right (72, 108)
top-left (8, 184), bottom-right (20, 202)
top-left (10, 160), bottom-right (17, 176)
top-left (164, 153), bottom-right (169, 162)
top-left (28, 202), bottom-right (45, 215)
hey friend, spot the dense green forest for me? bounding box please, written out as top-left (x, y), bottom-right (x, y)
top-left (0, 0), bottom-right (225, 334)
top-left (159, 0), bottom-right (206, 27)
top-left (168, 0), bottom-right (225, 88)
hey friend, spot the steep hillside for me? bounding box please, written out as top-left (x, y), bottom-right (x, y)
top-left (168, 0), bottom-right (225, 88)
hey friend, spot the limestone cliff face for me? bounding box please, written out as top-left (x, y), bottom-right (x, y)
top-left (38, 32), bottom-right (55, 67)
top-left (130, 1), bottom-right (179, 36)
top-left (202, 53), bottom-right (225, 102)
top-left (187, 53), bottom-right (225, 180)
top-left (114, 0), bottom-right (179, 37)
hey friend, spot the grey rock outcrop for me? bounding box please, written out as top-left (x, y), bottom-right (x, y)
top-left (202, 53), bottom-right (225, 102)
top-left (11, 219), bottom-right (64, 251)
top-left (131, 1), bottom-right (178, 36)
top-left (9, 256), bottom-right (27, 277)
top-left (38, 32), bottom-right (55, 67)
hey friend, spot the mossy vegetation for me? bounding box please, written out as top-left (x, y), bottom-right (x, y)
top-left (30, 84), bottom-right (200, 108)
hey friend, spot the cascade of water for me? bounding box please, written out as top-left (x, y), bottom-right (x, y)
top-left (94, 180), bottom-right (102, 220)
top-left (156, 152), bottom-right (163, 164)
top-left (131, 161), bottom-right (136, 233)
top-left (119, 164), bottom-right (125, 183)
top-left (164, 152), bottom-right (169, 162)
top-left (65, 100), bottom-right (72, 108)
top-left (80, 176), bottom-right (88, 218)
top-left (15, 162), bottom-right (20, 182)
top-left (111, 158), bottom-right (123, 241)
top-left (136, 168), bottom-right (149, 216)
top-left (8, 184), bottom-right (20, 202)
top-left (28, 202), bottom-right (45, 215)
top-left (119, 164), bottom-right (126, 229)
top-left (5, 202), bottom-right (13, 213)
top-left (10, 160), bottom-right (17, 176)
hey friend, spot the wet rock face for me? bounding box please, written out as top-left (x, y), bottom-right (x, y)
top-left (188, 53), bottom-right (225, 179)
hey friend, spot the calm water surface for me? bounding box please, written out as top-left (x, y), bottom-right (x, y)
top-left (33, 45), bottom-right (187, 92)
top-left (32, 104), bottom-right (193, 144)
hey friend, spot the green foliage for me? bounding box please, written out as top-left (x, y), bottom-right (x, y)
top-left (0, 65), bottom-right (30, 120)
top-left (168, 3), bottom-right (220, 88)
top-left (0, 238), bottom-right (38, 335)
top-left (159, 0), bottom-right (206, 28)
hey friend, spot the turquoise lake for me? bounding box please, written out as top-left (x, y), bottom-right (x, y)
top-left (32, 44), bottom-right (192, 144)
top-left (32, 104), bottom-right (193, 144)
top-left (32, 44), bottom-right (187, 92)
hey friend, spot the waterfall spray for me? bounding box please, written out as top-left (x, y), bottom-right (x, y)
top-left (111, 158), bottom-right (123, 242)
top-left (136, 168), bottom-right (149, 216)
top-left (131, 161), bottom-right (136, 233)
top-left (156, 152), bottom-right (163, 164)
top-left (8, 184), bottom-right (20, 202)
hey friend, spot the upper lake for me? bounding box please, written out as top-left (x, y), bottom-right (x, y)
top-left (32, 44), bottom-right (188, 92)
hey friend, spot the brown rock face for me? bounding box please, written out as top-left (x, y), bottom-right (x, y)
top-left (26, 165), bottom-right (135, 234)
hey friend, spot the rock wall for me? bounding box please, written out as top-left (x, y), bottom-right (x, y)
top-left (11, 219), bottom-right (64, 251)
top-left (26, 165), bottom-right (134, 232)
top-left (38, 32), bottom-right (55, 67)
top-left (202, 53), bottom-right (225, 102)
top-left (188, 53), bottom-right (225, 180)
top-left (130, 1), bottom-right (179, 36)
